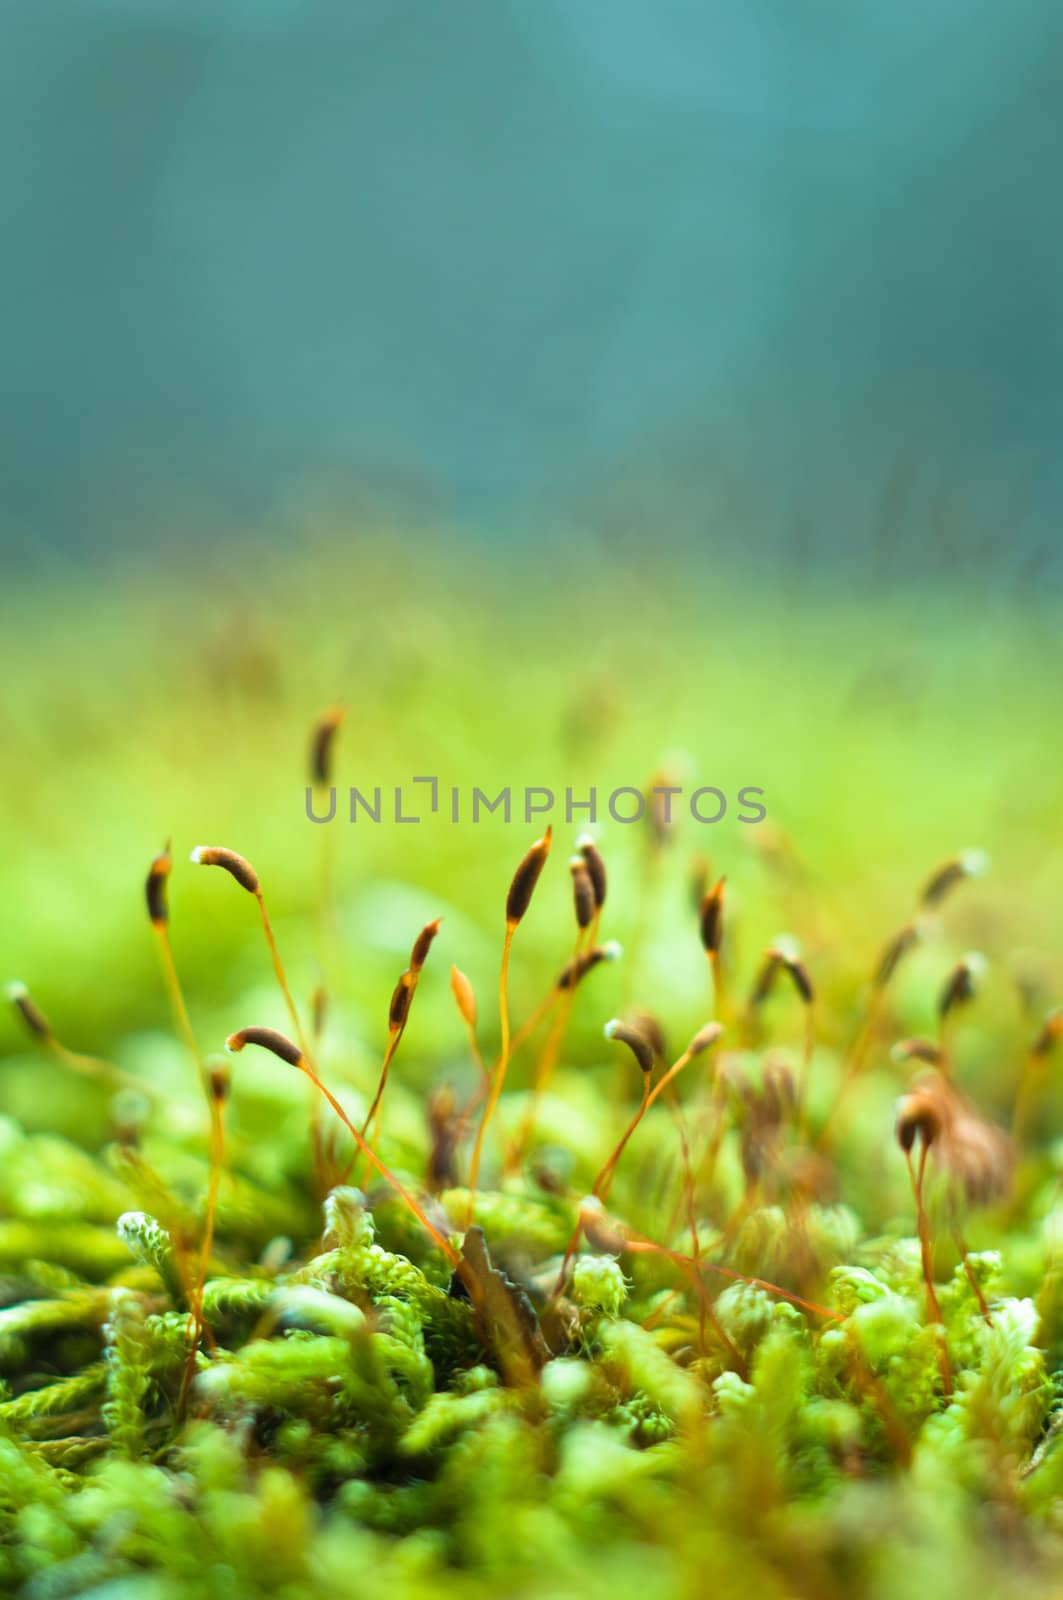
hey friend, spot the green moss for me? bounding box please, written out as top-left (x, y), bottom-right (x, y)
top-left (1, 548), bottom-right (1063, 1597)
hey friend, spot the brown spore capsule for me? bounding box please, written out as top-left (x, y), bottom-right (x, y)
top-left (7, 982), bottom-right (52, 1041)
top-left (873, 923), bottom-right (920, 989)
top-left (687, 1020), bottom-right (725, 1059)
top-left (1031, 1009), bottom-right (1063, 1058)
top-left (568, 857), bottom-right (596, 930)
top-left (556, 941), bottom-right (622, 991)
top-left (920, 849), bottom-right (989, 910)
top-left (506, 827), bottom-right (553, 927)
top-left (389, 970), bottom-right (414, 1033)
top-left (749, 950), bottom-right (783, 1008)
top-left (783, 956), bottom-right (815, 1006)
top-left (309, 705), bottom-right (345, 788)
top-left (209, 1063), bottom-right (231, 1103)
top-left (145, 840), bottom-right (172, 927)
top-left (409, 917), bottom-right (442, 975)
top-left (699, 878), bottom-right (726, 956)
top-left (629, 1010), bottom-right (667, 1066)
top-left (892, 1037), bottom-right (944, 1067)
top-left (938, 954), bottom-right (986, 1020)
top-left (895, 1091), bottom-right (941, 1153)
top-left (190, 846), bottom-right (260, 895)
top-left (604, 1019), bottom-right (656, 1077)
top-left (577, 834), bottom-right (607, 910)
top-left (226, 1026), bottom-right (303, 1067)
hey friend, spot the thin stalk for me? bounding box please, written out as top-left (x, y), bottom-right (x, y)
top-left (906, 1144), bottom-right (952, 1395)
top-left (846, 1333), bottom-right (914, 1466)
top-left (295, 1056), bottom-right (461, 1269)
top-left (817, 990), bottom-right (887, 1154)
top-left (948, 1203), bottom-right (992, 1323)
top-left (596, 1076), bottom-right (654, 1204)
top-left (178, 1090), bottom-right (227, 1410)
top-left (152, 924), bottom-right (207, 1092)
top-left (47, 1039), bottom-right (155, 1101)
top-left (506, 978), bottom-right (580, 1171)
top-left (622, 1233), bottom-right (843, 1324)
top-left (1010, 1050), bottom-right (1042, 1150)
top-left (662, 1083), bottom-right (739, 1363)
top-left (357, 1027), bottom-right (406, 1184)
top-left (255, 890), bottom-right (311, 1060)
top-left (254, 887), bottom-right (327, 1195)
top-left (708, 949), bottom-right (728, 1025)
top-left (466, 924), bottom-right (515, 1211)
top-left (555, 1047), bottom-right (698, 1295)
top-left (797, 1004), bottom-right (815, 1135)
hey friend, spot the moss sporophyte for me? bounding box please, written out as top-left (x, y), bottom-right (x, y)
top-left (4, 721), bottom-right (1063, 1600)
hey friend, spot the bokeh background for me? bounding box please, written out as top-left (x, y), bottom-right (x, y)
top-left (3, 0), bottom-right (1063, 579)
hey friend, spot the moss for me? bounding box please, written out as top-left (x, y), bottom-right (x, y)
top-left (2, 551), bottom-right (1063, 1597)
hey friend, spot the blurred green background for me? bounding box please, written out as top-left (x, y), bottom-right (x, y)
top-left (1, 536), bottom-right (1060, 1210)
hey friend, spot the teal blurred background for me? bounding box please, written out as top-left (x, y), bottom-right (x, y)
top-left (3, 1), bottom-right (1062, 582)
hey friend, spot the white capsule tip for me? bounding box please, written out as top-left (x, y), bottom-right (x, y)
top-left (961, 848), bottom-right (991, 878)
